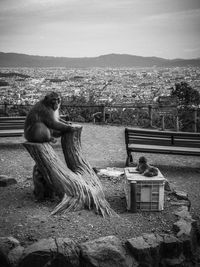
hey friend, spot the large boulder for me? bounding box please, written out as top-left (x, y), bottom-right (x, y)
top-left (160, 234), bottom-right (183, 259)
top-left (127, 234), bottom-right (162, 267)
top-left (18, 238), bottom-right (80, 267)
top-left (127, 233), bottom-right (183, 267)
top-left (80, 235), bottom-right (130, 267)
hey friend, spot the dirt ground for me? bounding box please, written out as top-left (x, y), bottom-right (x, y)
top-left (0, 123), bottom-right (200, 247)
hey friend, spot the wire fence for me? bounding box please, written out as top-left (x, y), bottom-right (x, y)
top-left (0, 103), bottom-right (199, 132)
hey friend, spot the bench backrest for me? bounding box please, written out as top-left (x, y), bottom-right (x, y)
top-left (125, 128), bottom-right (200, 148)
top-left (0, 115), bottom-right (67, 130)
top-left (0, 117), bottom-right (25, 130)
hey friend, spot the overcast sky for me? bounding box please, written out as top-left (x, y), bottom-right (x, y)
top-left (0, 0), bottom-right (200, 59)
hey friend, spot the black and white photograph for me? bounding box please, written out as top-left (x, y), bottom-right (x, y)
top-left (0, 0), bottom-right (200, 266)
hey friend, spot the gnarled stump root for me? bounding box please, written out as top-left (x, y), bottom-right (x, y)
top-left (23, 125), bottom-right (115, 217)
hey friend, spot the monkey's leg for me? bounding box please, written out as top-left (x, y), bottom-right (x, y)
top-left (28, 122), bottom-right (52, 143)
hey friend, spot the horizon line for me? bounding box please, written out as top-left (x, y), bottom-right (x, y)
top-left (1, 51), bottom-right (200, 61)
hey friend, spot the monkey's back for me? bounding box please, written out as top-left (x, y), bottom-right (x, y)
top-left (24, 101), bottom-right (42, 129)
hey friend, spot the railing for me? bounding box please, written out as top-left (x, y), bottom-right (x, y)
top-left (0, 103), bottom-right (199, 132)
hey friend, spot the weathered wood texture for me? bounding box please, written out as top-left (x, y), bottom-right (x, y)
top-left (23, 125), bottom-right (114, 216)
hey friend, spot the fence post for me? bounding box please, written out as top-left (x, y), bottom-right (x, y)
top-left (4, 103), bottom-right (7, 114)
top-left (161, 115), bottom-right (165, 131)
top-left (148, 105), bottom-right (153, 128)
top-left (175, 116), bottom-right (179, 131)
top-left (193, 107), bottom-right (197, 132)
top-left (102, 104), bottom-right (106, 123)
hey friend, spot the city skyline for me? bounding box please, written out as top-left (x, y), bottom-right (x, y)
top-left (0, 0), bottom-right (200, 60)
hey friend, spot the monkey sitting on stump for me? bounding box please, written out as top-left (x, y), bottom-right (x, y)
top-left (24, 92), bottom-right (72, 143)
top-left (24, 92), bottom-right (73, 200)
top-left (136, 156), bottom-right (158, 177)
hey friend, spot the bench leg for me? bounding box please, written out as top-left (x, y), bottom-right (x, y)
top-left (126, 151), bottom-right (133, 167)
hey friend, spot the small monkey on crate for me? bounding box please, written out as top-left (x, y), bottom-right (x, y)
top-left (136, 156), bottom-right (158, 177)
top-left (24, 92), bottom-right (72, 143)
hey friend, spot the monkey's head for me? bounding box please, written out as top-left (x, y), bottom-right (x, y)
top-left (43, 92), bottom-right (61, 111)
top-left (138, 156), bottom-right (147, 164)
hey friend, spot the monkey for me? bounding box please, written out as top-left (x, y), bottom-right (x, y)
top-left (24, 92), bottom-right (72, 143)
top-left (135, 156), bottom-right (158, 177)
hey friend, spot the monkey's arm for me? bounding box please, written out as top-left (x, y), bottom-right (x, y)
top-left (59, 118), bottom-right (72, 125)
top-left (135, 165), bottom-right (139, 171)
top-left (50, 120), bottom-right (73, 132)
top-left (41, 110), bottom-right (73, 132)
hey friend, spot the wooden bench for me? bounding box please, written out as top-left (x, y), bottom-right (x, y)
top-left (0, 116), bottom-right (25, 137)
top-left (125, 127), bottom-right (200, 166)
top-left (0, 115), bottom-right (68, 137)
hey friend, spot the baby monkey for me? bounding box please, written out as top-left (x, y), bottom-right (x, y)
top-left (136, 156), bottom-right (158, 177)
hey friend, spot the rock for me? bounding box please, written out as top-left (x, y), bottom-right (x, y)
top-left (55, 238), bottom-right (80, 266)
top-left (173, 206), bottom-right (200, 261)
top-left (127, 234), bottom-right (162, 266)
top-left (174, 190), bottom-right (188, 200)
top-left (18, 238), bottom-right (80, 267)
top-left (0, 250), bottom-right (11, 267)
top-left (0, 236), bottom-right (20, 255)
top-left (8, 245), bottom-right (24, 267)
top-left (170, 200), bottom-right (190, 209)
top-left (196, 220), bottom-right (200, 246)
top-left (164, 180), bottom-right (174, 192)
top-left (80, 235), bottom-right (129, 267)
top-left (161, 234), bottom-right (183, 259)
top-left (174, 206), bottom-right (193, 221)
top-left (173, 206), bottom-right (196, 238)
top-left (127, 233), bottom-right (184, 266)
top-left (173, 218), bottom-right (193, 237)
top-left (0, 175), bottom-right (17, 187)
top-left (0, 236), bottom-right (21, 267)
top-left (161, 254), bottom-right (185, 266)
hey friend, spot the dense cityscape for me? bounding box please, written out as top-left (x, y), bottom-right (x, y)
top-left (0, 66), bottom-right (200, 107)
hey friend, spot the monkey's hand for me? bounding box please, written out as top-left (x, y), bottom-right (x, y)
top-left (70, 124), bottom-right (82, 131)
top-left (59, 118), bottom-right (72, 125)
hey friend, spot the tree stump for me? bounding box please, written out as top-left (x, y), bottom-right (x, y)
top-left (23, 125), bottom-right (115, 217)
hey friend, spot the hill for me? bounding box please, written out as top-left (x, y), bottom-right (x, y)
top-left (0, 52), bottom-right (200, 68)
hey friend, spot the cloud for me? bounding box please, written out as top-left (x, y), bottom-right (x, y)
top-left (0, 0), bottom-right (200, 58)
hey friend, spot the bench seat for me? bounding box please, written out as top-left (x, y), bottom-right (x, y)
top-left (128, 144), bottom-right (200, 156)
top-left (0, 129), bottom-right (24, 137)
top-left (0, 117), bottom-right (25, 137)
top-left (125, 127), bottom-right (200, 166)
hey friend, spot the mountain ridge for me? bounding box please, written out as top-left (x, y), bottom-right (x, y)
top-left (0, 52), bottom-right (200, 68)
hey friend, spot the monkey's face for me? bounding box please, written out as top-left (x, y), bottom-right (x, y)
top-left (139, 156), bottom-right (147, 164)
top-left (44, 92), bottom-right (61, 111)
top-left (50, 96), bottom-right (61, 111)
